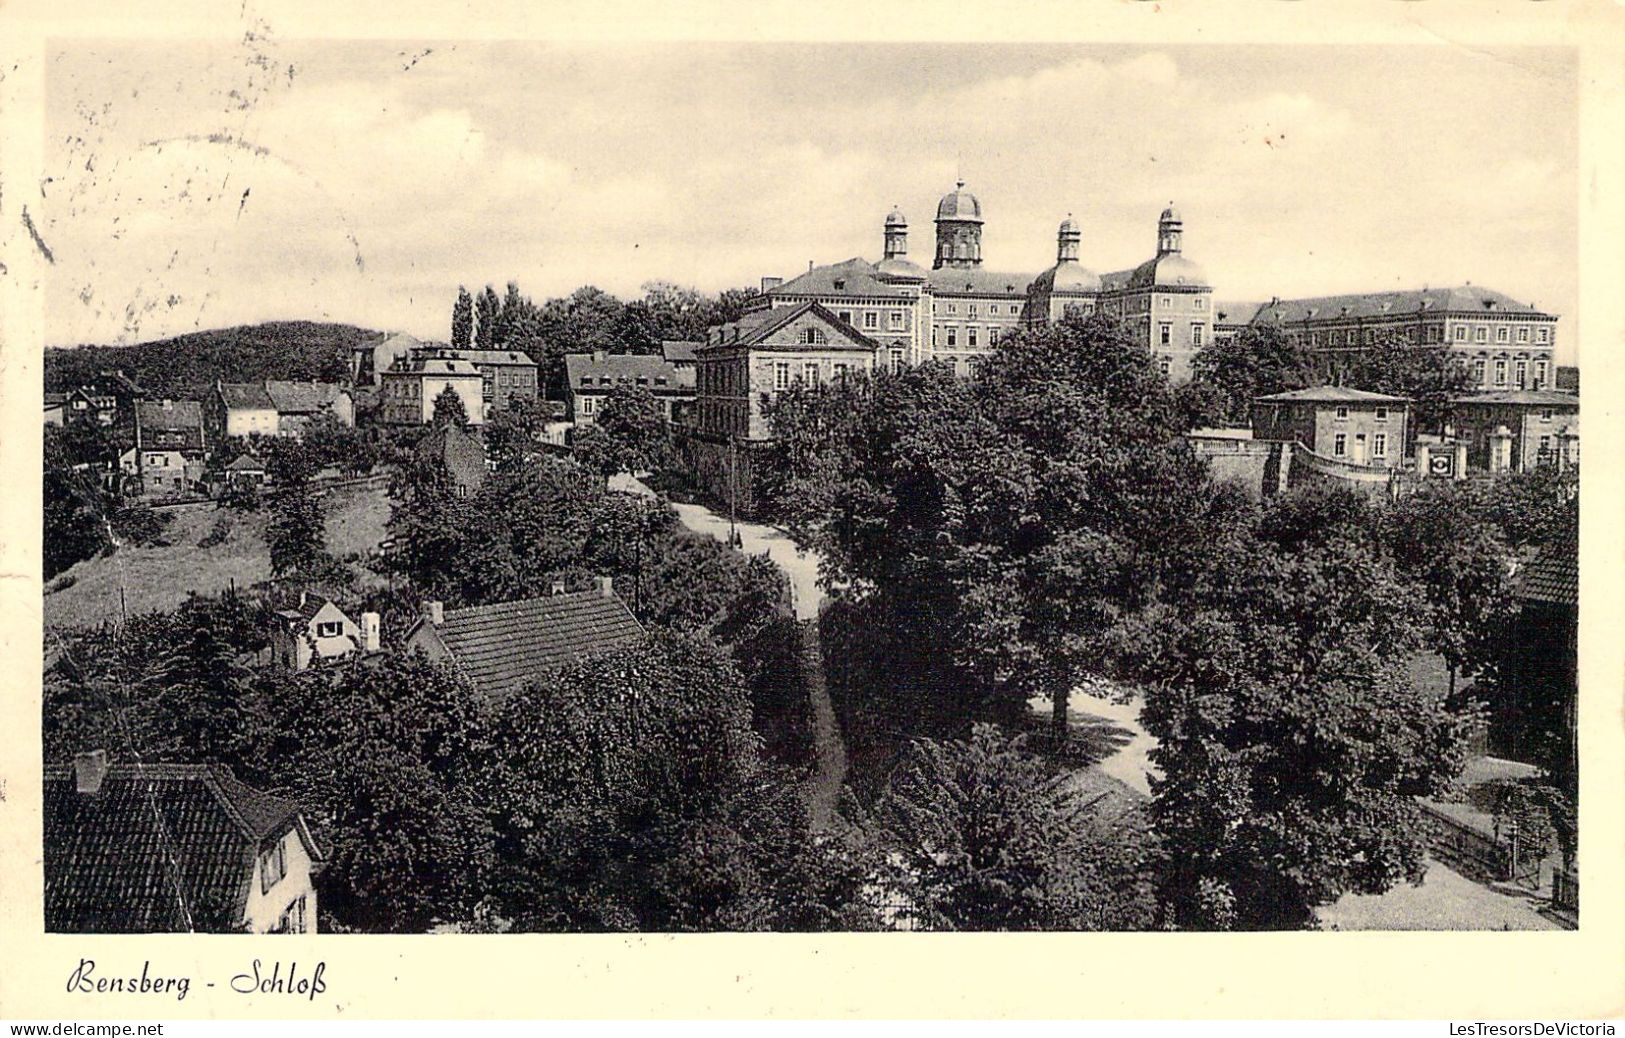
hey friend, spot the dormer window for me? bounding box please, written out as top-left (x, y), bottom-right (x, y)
top-left (833, 279), bottom-right (846, 290)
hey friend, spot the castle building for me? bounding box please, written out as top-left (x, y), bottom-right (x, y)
top-left (1247, 287), bottom-right (1560, 391)
top-left (749, 183), bottom-right (1211, 382)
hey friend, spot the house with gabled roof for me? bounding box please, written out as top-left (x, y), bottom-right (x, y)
top-left (267, 589), bottom-right (379, 672)
top-left (563, 351), bottom-right (695, 427)
top-left (681, 301), bottom-right (876, 517)
top-left (44, 752), bottom-right (323, 933)
top-left (402, 578), bottom-right (645, 701)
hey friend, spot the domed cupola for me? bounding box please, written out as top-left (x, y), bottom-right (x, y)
top-left (876, 206), bottom-right (927, 282)
top-left (933, 180), bottom-right (984, 269)
top-left (1028, 214), bottom-right (1101, 300)
top-left (1129, 202), bottom-right (1208, 289)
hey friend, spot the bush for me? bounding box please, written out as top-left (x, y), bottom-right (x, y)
top-left (111, 504), bottom-right (172, 547)
top-left (46, 574), bottom-right (78, 594)
top-left (198, 514), bottom-right (233, 549)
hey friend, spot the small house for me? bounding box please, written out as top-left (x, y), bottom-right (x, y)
top-left (268, 591), bottom-right (379, 672)
top-left (44, 751), bottom-right (323, 933)
top-left (403, 578), bottom-right (644, 701)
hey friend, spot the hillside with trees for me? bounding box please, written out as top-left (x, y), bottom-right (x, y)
top-left (45, 320), bottom-right (380, 399)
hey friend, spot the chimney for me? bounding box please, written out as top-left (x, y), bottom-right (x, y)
top-left (551, 579), bottom-right (566, 596)
top-left (595, 575), bottom-right (614, 598)
top-left (422, 600), bottom-right (443, 625)
top-left (593, 349), bottom-right (607, 363)
top-left (360, 611), bottom-right (381, 652)
top-left (74, 750), bottom-right (110, 794)
top-left (760, 276), bottom-right (783, 293)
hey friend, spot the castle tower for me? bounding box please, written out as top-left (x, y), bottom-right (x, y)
top-left (1157, 203), bottom-right (1183, 255)
top-left (933, 181), bottom-right (984, 269)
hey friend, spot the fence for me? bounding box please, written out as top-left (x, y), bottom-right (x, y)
top-left (1420, 802), bottom-right (1510, 884)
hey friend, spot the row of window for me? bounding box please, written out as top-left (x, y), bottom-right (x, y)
top-left (933, 325), bottom-right (1003, 348)
top-left (1472, 358), bottom-right (1549, 388)
top-left (936, 302), bottom-right (1022, 318)
top-left (1331, 432), bottom-right (1389, 459)
top-left (1456, 324), bottom-right (1551, 344)
top-left (835, 309), bottom-right (909, 333)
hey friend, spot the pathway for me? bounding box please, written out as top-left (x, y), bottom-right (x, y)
top-left (616, 475), bottom-right (845, 826)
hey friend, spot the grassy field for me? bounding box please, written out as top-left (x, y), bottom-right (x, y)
top-left (44, 482), bottom-right (392, 630)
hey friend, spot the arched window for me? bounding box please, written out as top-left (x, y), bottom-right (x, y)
top-left (802, 327), bottom-right (827, 345)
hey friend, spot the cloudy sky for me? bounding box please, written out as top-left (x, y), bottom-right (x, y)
top-left (43, 39), bottom-right (1577, 360)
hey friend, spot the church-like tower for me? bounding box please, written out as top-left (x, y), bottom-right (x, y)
top-left (933, 181), bottom-right (983, 269)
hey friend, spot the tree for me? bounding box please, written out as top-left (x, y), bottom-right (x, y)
top-left (1119, 533), bottom-right (1476, 929)
top-left (483, 396), bottom-right (549, 472)
top-left (44, 425), bottom-right (112, 578)
top-left (763, 313), bottom-right (1213, 741)
top-left (476, 284), bottom-right (500, 349)
top-left (1188, 324), bottom-right (1318, 425)
top-left (594, 383), bottom-right (671, 476)
top-left (241, 653), bottom-right (499, 932)
top-left (431, 385), bottom-right (471, 430)
top-left (872, 724), bottom-right (1159, 930)
top-left (487, 630), bottom-right (870, 931)
top-left (451, 286), bottom-right (474, 351)
top-left (1339, 332), bottom-right (1473, 436)
top-left (1382, 483), bottom-right (1516, 695)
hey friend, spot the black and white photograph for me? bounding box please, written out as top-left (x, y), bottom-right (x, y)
top-left (16, 3), bottom-right (1602, 978)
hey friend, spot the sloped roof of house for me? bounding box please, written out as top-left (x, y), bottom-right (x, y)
top-left (661, 340), bottom-right (702, 364)
top-left (702, 301), bottom-right (878, 353)
top-left (1254, 386), bottom-right (1410, 405)
top-left (412, 590), bottom-right (645, 700)
top-left (265, 381), bottom-right (348, 415)
top-left (438, 349), bottom-right (538, 368)
top-left (42, 761), bottom-right (314, 933)
top-left (136, 399), bottom-right (205, 431)
top-left (1214, 301), bottom-right (1266, 325)
top-left (564, 352), bottom-right (695, 394)
top-left (1248, 286), bottom-right (1554, 325)
top-left (226, 454), bottom-right (266, 471)
top-left (925, 266), bottom-right (1034, 298)
top-left (769, 257), bottom-right (914, 300)
top-left (218, 382), bottom-right (276, 410)
top-left (1516, 531), bottom-right (1578, 608)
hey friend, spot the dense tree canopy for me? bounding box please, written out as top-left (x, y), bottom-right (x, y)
top-left (872, 724), bottom-right (1159, 930)
top-left (1184, 324), bottom-right (1318, 427)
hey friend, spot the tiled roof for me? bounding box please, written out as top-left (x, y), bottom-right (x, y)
top-left (661, 341), bottom-right (701, 364)
top-left (1214, 301), bottom-right (1267, 325)
top-left (564, 353), bottom-right (695, 394)
top-left (43, 762), bottom-right (308, 933)
top-left (769, 257), bottom-right (914, 300)
top-left (136, 399), bottom-right (205, 431)
top-left (1517, 531), bottom-right (1577, 608)
top-left (438, 349), bottom-right (538, 368)
top-left (1254, 386), bottom-right (1410, 404)
top-left (416, 590), bottom-right (645, 699)
top-left (265, 381), bottom-right (347, 414)
top-left (1249, 286), bottom-right (1554, 325)
top-left (924, 266), bottom-right (1033, 297)
top-left (226, 454), bottom-right (266, 471)
top-left (218, 382), bottom-right (275, 410)
top-left (704, 301), bottom-right (878, 353)
top-left (1451, 390), bottom-right (1579, 408)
